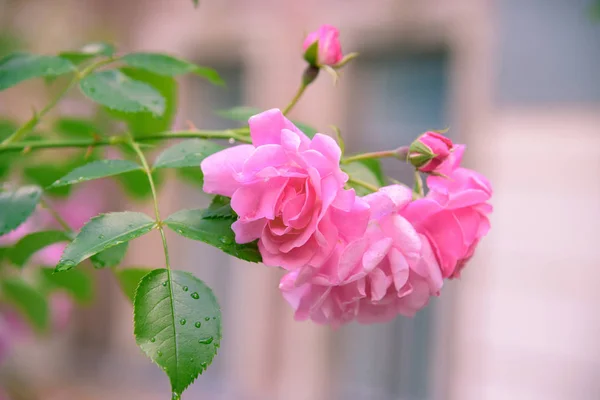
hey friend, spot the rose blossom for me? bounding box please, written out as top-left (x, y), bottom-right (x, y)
top-left (302, 24), bottom-right (343, 66)
top-left (408, 131), bottom-right (454, 173)
top-left (201, 109), bottom-right (369, 270)
top-left (404, 145), bottom-right (493, 278)
top-left (280, 185), bottom-right (443, 326)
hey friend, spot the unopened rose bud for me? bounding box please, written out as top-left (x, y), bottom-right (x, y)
top-left (302, 25), bottom-right (343, 67)
top-left (408, 131), bottom-right (454, 173)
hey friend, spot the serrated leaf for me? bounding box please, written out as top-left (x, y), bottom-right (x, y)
top-left (54, 117), bottom-right (101, 138)
top-left (0, 186), bottom-right (42, 236)
top-left (108, 68), bottom-right (177, 136)
top-left (40, 267), bottom-right (93, 304)
top-left (1, 278), bottom-right (49, 332)
top-left (79, 70), bottom-right (166, 115)
top-left (56, 212), bottom-right (156, 272)
top-left (122, 53), bottom-right (223, 86)
top-left (49, 159), bottom-right (142, 188)
top-left (59, 42), bottom-right (115, 65)
top-left (153, 139), bottom-right (224, 170)
top-left (115, 267), bottom-right (152, 302)
top-left (216, 106), bottom-right (317, 138)
top-left (342, 162), bottom-right (381, 196)
top-left (8, 230), bottom-right (71, 267)
top-left (164, 209), bottom-right (261, 262)
top-left (91, 242), bottom-right (128, 269)
top-left (0, 52), bottom-right (74, 91)
top-left (134, 268), bottom-right (221, 395)
top-left (202, 196), bottom-right (235, 220)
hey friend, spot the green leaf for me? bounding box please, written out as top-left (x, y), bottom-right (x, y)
top-left (164, 209), bottom-right (261, 262)
top-left (153, 139), bottom-right (224, 170)
top-left (0, 186), bottom-right (42, 236)
top-left (108, 68), bottom-right (177, 136)
top-left (40, 267), bottom-right (93, 304)
top-left (23, 164), bottom-right (72, 197)
top-left (216, 106), bottom-right (317, 138)
top-left (56, 212), bottom-right (156, 272)
top-left (7, 230), bottom-right (71, 267)
top-left (0, 119), bottom-right (18, 179)
top-left (115, 267), bottom-right (152, 302)
top-left (122, 53), bottom-right (223, 85)
top-left (342, 162), bottom-right (381, 196)
top-left (303, 41), bottom-right (319, 66)
top-left (1, 278), bottom-right (49, 332)
top-left (54, 117), bottom-right (101, 138)
top-left (90, 242), bottom-right (128, 269)
top-left (134, 268), bottom-right (221, 395)
top-left (203, 196), bottom-right (235, 220)
top-left (176, 167), bottom-right (205, 187)
top-left (79, 70), bottom-right (166, 115)
top-left (192, 0), bottom-right (199, 6)
top-left (49, 159), bottom-right (142, 188)
top-left (0, 52), bottom-right (74, 91)
top-left (59, 42), bottom-right (115, 65)
top-left (357, 159), bottom-right (386, 186)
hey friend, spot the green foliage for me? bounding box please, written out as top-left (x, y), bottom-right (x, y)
top-left (357, 159), bottom-right (386, 186)
top-left (217, 106), bottom-right (318, 137)
top-left (49, 159), bottom-right (142, 188)
top-left (134, 268), bottom-right (221, 395)
top-left (0, 185), bottom-right (42, 235)
top-left (1, 278), bottom-right (49, 332)
top-left (117, 168), bottom-right (164, 200)
top-left (54, 117), bottom-right (101, 138)
top-left (202, 195), bottom-right (236, 220)
top-left (55, 212), bottom-right (156, 272)
top-left (303, 41), bottom-right (319, 66)
top-left (164, 209), bottom-right (261, 262)
top-left (7, 230), bottom-right (71, 267)
top-left (0, 119), bottom-right (17, 178)
top-left (59, 42), bottom-right (115, 65)
top-left (40, 267), bottom-right (93, 304)
top-left (79, 70), bottom-right (166, 115)
top-left (23, 163), bottom-right (74, 197)
top-left (0, 52), bottom-right (74, 91)
top-left (122, 53), bottom-right (223, 86)
top-left (91, 242), bottom-right (128, 269)
top-left (153, 139), bottom-right (223, 170)
top-left (342, 161), bottom-right (382, 195)
top-left (109, 68), bottom-right (177, 136)
top-left (115, 267), bottom-right (152, 302)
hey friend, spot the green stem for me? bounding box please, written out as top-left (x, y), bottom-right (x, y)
top-left (282, 83), bottom-right (307, 115)
top-left (347, 176), bottom-right (379, 193)
top-left (1, 57), bottom-right (119, 146)
top-left (40, 197), bottom-right (72, 233)
top-left (341, 146), bottom-right (409, 164)
top-left (413, 170), bottom-right (424, 199)
top-left (129, 140), bottom-right (170, 269)
top-left (0, 129), bottom-right (251, 154)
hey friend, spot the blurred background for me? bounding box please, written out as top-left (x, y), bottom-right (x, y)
top-left (1, 0), bottom-right (599, 399)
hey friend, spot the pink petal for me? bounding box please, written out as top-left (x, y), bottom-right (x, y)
top-left (201, 144), bottom-right (255, 196)
top-left (248, 109), bottom-right (309, 147)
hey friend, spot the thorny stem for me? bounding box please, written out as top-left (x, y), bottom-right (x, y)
top-left (0, 129), bottom-right (251, 154)
top-left (1, 57), bottom-right (119, 146)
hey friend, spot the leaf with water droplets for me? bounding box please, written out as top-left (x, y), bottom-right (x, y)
top-left (79, 70), bottom-right (166, 115)
top-left (122, 53), bottom-right (223, 85)
top-left (134, 268), bottom-right (221, 396)
top-left (7, 230), bottom-right (71, 267)
top-left (0, 52), bottom-right (75, 91)
top-left (90, 241), bottom-right (128, 269)
top-left (49, 159), bottom-right (143, 188)
top-left (55, 212), bottom-right (156, 272)
top-left (1, 278), bottom-right (49, 332)
top-left (202, 195), bottom-right (236, 220)
top-left (163, 209), bottom-right (261, 263)
top-left (59, 42), bottom-right (115, 65)
top-left (0, 185), bottom-right (42, 236)
top-left (153, 139), bottom-right (223, 170)
top-left (115, 267), bottom-right (152, 302)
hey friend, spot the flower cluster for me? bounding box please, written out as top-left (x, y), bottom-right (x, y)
top-left (201, 109), bottom-right (492, 327)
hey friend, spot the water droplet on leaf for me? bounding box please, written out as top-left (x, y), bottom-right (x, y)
top-left (228, 138), bottom-right (235, 144)
top-left (180, 319), bottom-right (186, 325)
top-left (150, 337), bottom-right (156, 343)
top-left (219, 236), bottom-right (232, 244)
top-left (162, 281), bottom-right (168, 287)
top-left (204, 317), bottom-right (210, 321)
top-left (98, 234), bottom-right (105, 239)
top-left (194, 322), bottom-right (201, 328)
top-left (191, 292), bottom-right (199, 299)
top-left (157, 350), bottom-right (163, 357)
top-left (182, 286), bottom-right (188, 292)
top-left (198, 337), bottom-right (213, 345)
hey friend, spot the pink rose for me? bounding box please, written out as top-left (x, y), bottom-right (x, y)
top-left (302, 24), bottom-right (343, 66)
top-left (404, 146), bottom-right (492, 278)
top-left (280, 185), bottom-right (443, 326)
top-left (408, 131), bottom-right (454, 173)
top-left (201, 109), bottom-right (369, 270)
